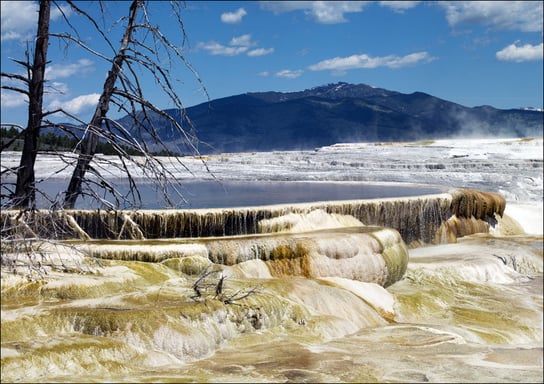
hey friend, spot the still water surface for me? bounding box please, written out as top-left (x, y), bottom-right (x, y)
top-left (34, 179), bottom-right (445, 209)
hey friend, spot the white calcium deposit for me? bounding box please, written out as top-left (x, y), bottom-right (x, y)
top-left (2, 137), bottom-right (542, 233)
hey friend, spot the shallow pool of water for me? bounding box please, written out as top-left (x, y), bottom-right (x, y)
top-left (25, 179), bottom-right (446, 209)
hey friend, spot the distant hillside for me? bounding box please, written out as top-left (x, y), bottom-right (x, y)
top-left (47, 82), bottom-right (544, 155)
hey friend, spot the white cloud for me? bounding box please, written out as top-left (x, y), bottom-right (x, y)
top-left (0, 89), bottom-right (27, 108)
top-left (440, 1), bottom-right (543, 32)
top-left (198, 34), bottom-right (271, 57)
top-left (45, 59), bottom-right (95, 80)
top-left (275, 69), bottom-right (303, 79)
top-left (310, 1), bottom-right (366, 23)
top-left (308, 51), bottom-right (434, 71)
top-left (386, 52), bottom-right (434, 68)
top-left (229, 34), bottom-right (255, 47)
top-left (0, 75), bottom-right (29, 108)
top-left (496, 42), bottom-right (544, 62)
top-left (221, 7), bottom-right (247, 24)
top-left (258, 71), bottom-right (270, 77)
top-left (48, 93), bottom-right (100, 115)
top-left (248, 48), bottom-right (275, 57)
top-left (379, 1), bottom-right (419, 13)
top-left (260, 1), bottom-right (321, 14)
top-left (260, 1), bottom-right (367, 24)
top-left (1, 1), bottom-right (38, 41)
top-left (1, 1), bottom-right (71, 41)
top-left (197, 41), bottom-right (248, 56)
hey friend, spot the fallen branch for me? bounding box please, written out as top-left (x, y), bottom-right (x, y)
top-left (190, 266), bottom-right (261, 304)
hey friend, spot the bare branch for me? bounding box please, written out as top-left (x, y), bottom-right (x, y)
top-left (1, 72), bottom-right (30, 84)
top-left (0, 85), bottom-right (30, 97)
top-left (1, 213), bottom-right (102, 281)
top-left (48, 32), bottom-right (114, 62)
top-left (63, 0), bottom-right (116, 54)
top-left (190, 267), bottom-right (261, 305)
top-left (7, 57), bottom-right (33, 71)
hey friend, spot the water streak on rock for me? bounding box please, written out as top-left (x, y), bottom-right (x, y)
top-left (0, 188), bottom-right (505, 246)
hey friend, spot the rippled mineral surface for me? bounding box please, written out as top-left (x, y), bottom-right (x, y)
top-left (1, 138), bottom-right (542, 383)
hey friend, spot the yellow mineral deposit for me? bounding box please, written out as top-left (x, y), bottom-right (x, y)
top-left (1, 188), bottom-right (541, 382)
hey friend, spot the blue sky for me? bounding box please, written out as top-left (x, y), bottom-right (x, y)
top-left (1, 1), bottom-right (543, 128)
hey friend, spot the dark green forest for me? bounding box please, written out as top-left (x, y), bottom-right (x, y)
top-left (0, 127), bottom-right (177, 156)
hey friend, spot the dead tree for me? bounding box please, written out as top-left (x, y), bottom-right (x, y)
top-left (60, 0), bottom-right (209, 209)
top-left (2, 0), bottom-right (209, 211)
top-left (62, 0), bottom-right (139, 209)
top-left (1, 1), bottom-right (209, 278)
top-left (10, 0), bottom-right (51, 209)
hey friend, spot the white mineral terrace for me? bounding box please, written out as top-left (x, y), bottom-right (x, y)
top-left (1, 137), bottom-right (543, 383)
top-left (2, 137), bottom-right (542, 233)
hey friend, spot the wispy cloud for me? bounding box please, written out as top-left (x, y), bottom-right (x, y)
top-left (221, 7), bottom-right (247, 24)
top-left (275, 69), bottom-right (303, 79)
top-left (229, 34), bottom-right (255, 47)
top-left (308, 51), bottom-right (435, 72)
top-left (379, 1), bottom-right (420, 13)
top-left (496, 42), bottom-right (544, 62)
top-left (260, 1), bottom-right (367, 24)
top-left (439, 1), bottom-right (543, 32)
top-left (0, 89), bottom-right (27, 108)
top-left (198, 34), bottom-right (273, 57)
top-left (197, 41), bottom-right (248, 56)
top-left (45, 59), bottom-right (95, 80)
top-left (1, 1), bottom-right (38, 41)
top-left (48, 93), bottom-right (100, 115)
top-left (1, 1), bottom-right (71, 41)
top-left (248, 48), bottom-right (275, 57)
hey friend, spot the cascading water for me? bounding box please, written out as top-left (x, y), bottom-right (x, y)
top-left (0, 188), bottom-right (505, 244)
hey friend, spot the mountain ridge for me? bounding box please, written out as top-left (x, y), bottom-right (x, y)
top-left (49, 82), bottom-right (543, 155)
top-left (171, 82), bottom-right (541, 154)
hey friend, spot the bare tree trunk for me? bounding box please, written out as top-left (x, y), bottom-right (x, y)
top-left (63, 0), bottom-right (139, 209)
top-left (13, 0), bottom-right (51, 209)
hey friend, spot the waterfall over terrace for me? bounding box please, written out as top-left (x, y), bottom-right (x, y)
top-left (2, 188), bottom-right (507, 288)
top-left (1, 188), bottom-right (505, 243)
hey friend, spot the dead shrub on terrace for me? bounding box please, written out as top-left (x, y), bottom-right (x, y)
top-left (191, 266), bottom-right (261, 304)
